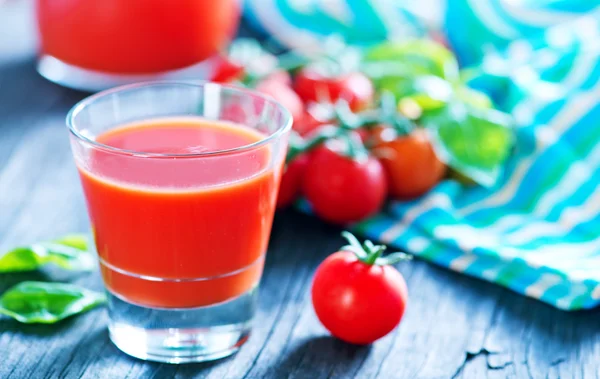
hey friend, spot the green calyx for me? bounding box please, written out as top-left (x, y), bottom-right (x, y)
top-left (341, 231), bottom-right (412, 266)
top-left (285, 98), bottom-right (387, 165)
top-left (360, 92), bottom-right (415, 138)
top-left (285, 126), bottom-right (341, 163)
top-left (286, 126), bottom-right (369, 164)
top-left (377, 91), bottom-right (415, 134)
top-left (285, 100), bottom-right (372, 165)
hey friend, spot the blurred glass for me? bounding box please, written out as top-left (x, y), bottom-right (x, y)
top-left (35, 0), bottom-right (240, 91)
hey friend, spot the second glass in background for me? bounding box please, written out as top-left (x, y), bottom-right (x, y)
top-left (36, 0), bottom-right (240, 90)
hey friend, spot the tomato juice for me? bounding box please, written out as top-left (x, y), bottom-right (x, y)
top-left (77, 118), bottom-right (280, 308)
top-left (36, 0), bottom-right (240, 74)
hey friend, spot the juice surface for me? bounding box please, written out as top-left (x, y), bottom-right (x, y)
top-left (78, 118), bottom-right (278, 308)
top-left (36, 0), bottom-right (239, 73)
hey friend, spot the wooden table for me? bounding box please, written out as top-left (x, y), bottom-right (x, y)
top-left (1, 3), bottom-right (599, 378)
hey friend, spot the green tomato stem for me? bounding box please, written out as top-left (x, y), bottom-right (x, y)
top-left (340, 231), bottom-right (412, 266)
top-left (285, 126), bottom-right (341, 163)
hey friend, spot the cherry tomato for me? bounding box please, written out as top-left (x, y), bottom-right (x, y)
top-left (373, 128), bottom-right (446, 199)
top-left (312, 232), bottom-right (409, 345)
top-left (292, 102), bottom-right (339, 136)
top-left (256, 78), bottom-right (304, 124)
top-left (303, 146), bottom-right (387, 224)
top-left (277, 154), bottom-right (309, 209)
top-left (210, 38), bottom-right (289, 85)
top-left (294, 69), bottom-right (374, 112)
top-left (210, 55), bottom-right (245, 83)
top-left (293, 109), bottom-right (326, 136)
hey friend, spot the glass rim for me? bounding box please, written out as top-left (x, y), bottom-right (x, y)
top-left (66, 80), bottom-right (293, 158)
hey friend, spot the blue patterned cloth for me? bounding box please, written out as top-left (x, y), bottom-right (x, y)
top-left (246, 1), bottom-right (600, 310)
top-left (243, 0), bottom-right (425, 50)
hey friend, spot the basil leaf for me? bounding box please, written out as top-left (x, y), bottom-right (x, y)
top-left (456, 86), bottom-right (493, 109)
top-left (0, 281), bottom-right (106, 324)
top-left (362, 39), bottom-right (513, 187)
top-left (396, 75), bottom-right (454, 112)
top-left (395, 75), bottom-right (493, 118)
top-left (423, 103), bottom-right (514, 187)
top-left (0, 234), bottom-right (95, 273)
top-left (53, 234), bottom-right (88, 251)
top-left (362, 39), bottom-right (460, 92)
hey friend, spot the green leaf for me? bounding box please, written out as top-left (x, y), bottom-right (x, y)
top-left (456, 87), bottom-right (493, 109)
top-left (423, 103), bottom-right (514, 187)
top-left (394, 76), bottom-right (493, 115)
top-left (0, 234), bottom-right (95, 273)
top-left (362, 39), bottom-right (460, 93)
top-left (396, 75), bottom-right (454, 112)
top-left (0, 281), bottom-right (106, 324)
top-left (52, 234), bottom-right (88, 251)
top-left (361, 39), bottom-right (512, 187)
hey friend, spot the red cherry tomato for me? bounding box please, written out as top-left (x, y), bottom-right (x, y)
top-left (303, 146), bottom-right (387, 224)
top-left (373, 128), bottom-right (446, 199)
top-left (210, 55), bottom-right (245, 83)
top-left (292, 101), bottom-right (339, 136)
top-left (256, 78), bottom-right (304, 123)
top-left (277, 154), bottom-right (309, 209)
top-left (293, 110), bottom-right (326, 136)
top-left (312, 232), bottom-right (409, 345)
top-left (294, 69), bottom-right (374, 112)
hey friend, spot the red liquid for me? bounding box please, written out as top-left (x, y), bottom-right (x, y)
top-left (36, 0), bottom-right (239, 74)
top-left (78, 118), bottom-right (280, 308)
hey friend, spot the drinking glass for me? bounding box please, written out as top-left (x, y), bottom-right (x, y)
top-left (67, 82), bottom-right (291, 363)
top-left (36, 0), bottom-right (240, 91)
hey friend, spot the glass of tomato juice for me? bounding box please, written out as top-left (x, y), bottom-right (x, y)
top-left (36, 0), bottom-right (239, 91)
top-left (66, 82), bottom-right (291, 363)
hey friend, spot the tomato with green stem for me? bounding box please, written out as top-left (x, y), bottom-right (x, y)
top-left (373, 127), bottom-right (446, 200)
top-left (303, 140), bottom-right (387, 225)
top-left (312, 231), bottom-right (410, 345)
top-left (294, 99), bottom-right (371, 139)
top-left (210, 39), bottom-right (290, 86)
top-left (294, 69), bottom-right (374, 112)
top-left (365, 92), bottom-right (446, 200)
top-left (293, 102), bottom-right (334, 136)
top-left (210, 55), bottom-right (245, 83)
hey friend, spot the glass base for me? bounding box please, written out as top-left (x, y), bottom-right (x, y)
top-left (106, 288), bottom-right (257, 364)
top-left (37, 54), bottom-right (215, 92)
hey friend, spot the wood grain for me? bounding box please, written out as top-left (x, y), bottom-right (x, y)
top-left (1, 5), bottom-right (600, 379)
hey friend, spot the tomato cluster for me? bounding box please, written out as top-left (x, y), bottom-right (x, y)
top-left (211, 40), bottom-right (447, 225)
top-left (279, 75), bottom-right (446, 225)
